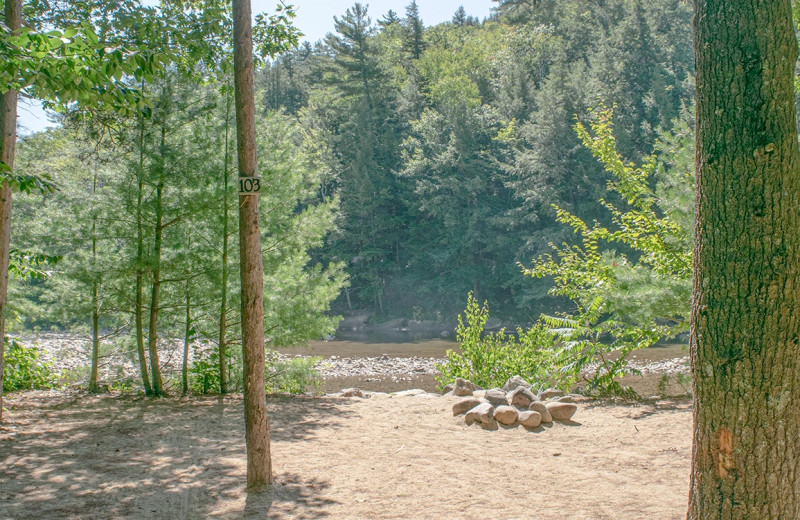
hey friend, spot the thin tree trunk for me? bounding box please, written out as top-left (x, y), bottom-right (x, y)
top-left (135, 112), bottom-right (153, 395)
top-left (233, 0), bottom-right (271, 489)
top-left (182, 279), bottom-right (191, 394)
top-left (89, 278), bottom-right (99, 391)
top-left (147, 121), bottom-right (167, 397)
top-left (89, 191), bottom-right (100, 392)
top-left (688, 1), bottom-right (800, 518)
top-left (219, 90), bottom-right (231, 394)
top-left (0, 0), bottom-right (21, 425)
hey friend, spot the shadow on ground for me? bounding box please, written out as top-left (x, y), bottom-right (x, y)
top-left (583, 396), bottom-right (692, 420)
top-left (0, 392), bottom-right (353, 519)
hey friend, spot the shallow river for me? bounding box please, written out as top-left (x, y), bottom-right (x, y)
top-left (275, 333), bottom-right (690, 395)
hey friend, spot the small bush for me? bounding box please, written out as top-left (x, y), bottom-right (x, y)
top-left (266, 354), bottom-right (323, 395)
top-left (59, 366), bottom-right (89, 388)
top-left (189, 342), bottom-right (242, 394)
top-left (108, 377), bottom-right (136, 393)
top-left (3, 337), bottom-right (59, 391)
top-left (190, 343), bottom-right (322, 395)
top-left (435, 293), bottom-right (573, 392)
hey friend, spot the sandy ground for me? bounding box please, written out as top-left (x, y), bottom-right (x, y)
top-left (0, 391), bottom-right (692, 520)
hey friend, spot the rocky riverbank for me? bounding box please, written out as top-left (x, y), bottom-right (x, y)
top-left (12, 332), bottom-right (690, 393)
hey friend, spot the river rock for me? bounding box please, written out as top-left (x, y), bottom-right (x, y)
top-left (529, 401), bottom-right (553, 423)
top-left (454, 378), bottom-right (476, 396)
top-left (465, 403), bottom-right (495, 427)
top-left (494, 405), bottom-right (519, 426)
top-left (507, 386), bottom-right (536, 408)
top-left (502, 375), bottom-right (532, 392)
top-left (338, 388), bottom-right (365, 398)
top-left (546, 401), bottom-right (578, 421)
top-left (518, 410), bottom-right (542, 428)
top-left (484, 388), bottom-right (509, 407)
top-left (540, 388), bottom-right (564, 400)
top-left (441, 383), bottom-right (455, 395)
top-left (453, 397), bottom-right (483, 416)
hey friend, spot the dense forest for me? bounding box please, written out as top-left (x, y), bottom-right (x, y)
top-left (11, 0), bottom-right (695, 347)
top-left (258, 0), bottom-right (694, 319)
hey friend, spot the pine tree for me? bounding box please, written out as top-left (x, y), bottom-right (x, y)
top-left (402, 1), bottom-right (425, 60)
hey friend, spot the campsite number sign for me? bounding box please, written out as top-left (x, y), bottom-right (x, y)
top-left (238, 177), bottom-right (262, 195)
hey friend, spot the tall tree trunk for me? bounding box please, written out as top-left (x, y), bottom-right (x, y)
top-left (0, 0), bottom-right (21, 425)
top-left (89, 278), bottom-right (99, 391)
top-left (88, 166), bottom-right (100, 393)
top-left (135, 113), bottom-right (153, 395)
top-left (688, 1), bottom-right (800, 518)
top-left (89, 193), bottom-right (100, 392)
top-left (233, 0), bottom-right (271, 489)
top-left (182, 278), bottom-right (191, 394)
top-left (146, 121), bottom-right (167, 397)
top-left (219, 90), bottom-right (231, 395)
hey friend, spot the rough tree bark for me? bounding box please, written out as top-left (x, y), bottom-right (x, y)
top-left (688, 1), bottom-right (800, 518)
top-left (0, 0), bottom-right (21, 425)
top-left (233, 0), bottom-right (271, 489)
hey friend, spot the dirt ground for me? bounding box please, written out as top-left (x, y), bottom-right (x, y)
top-left (0, 391), bottom-right (692, 520)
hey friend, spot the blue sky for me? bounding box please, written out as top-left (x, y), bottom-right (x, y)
top-left (287, 0), bottom-right (494, 43)
top-left (18, 1), bottom-right (495, 134)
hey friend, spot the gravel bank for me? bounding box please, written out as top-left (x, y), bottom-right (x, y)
top-left (14, 333), bottom-right (689, 388)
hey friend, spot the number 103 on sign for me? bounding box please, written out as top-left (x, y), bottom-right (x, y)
top-left (238, 177), bottom-right (262, 195)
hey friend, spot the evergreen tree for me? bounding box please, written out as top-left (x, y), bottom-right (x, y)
top-left (379, 9), bottom-right (399, 27)
top-left (402, 1), bottom-right (426, 60)
top-left (452, 6), bottom-right (478, 27)
top-left (313, 3), bottom-right (408, 313)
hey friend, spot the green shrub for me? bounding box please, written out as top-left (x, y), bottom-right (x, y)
top-left (108, 377), bottom-right (136, 393)
top-left (189, 343), bottom-right (219, 394)
top-left (189, 342), bottom-right (242, 394)
top-left (189, 343), bottom-right (322, 395)
top-left (436, 293), bottom-right (573, 391)
top-left (520, 107), bottom-right (693, 396)
top-left (266, 354), bottom-right (323, 395)
top-left (59, 366), bottom-right (89, 388)
top-left (3, 337), bottom-right (58, 391)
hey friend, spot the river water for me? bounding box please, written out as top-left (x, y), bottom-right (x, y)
top-left (275, 332), bottom-right (690, 395)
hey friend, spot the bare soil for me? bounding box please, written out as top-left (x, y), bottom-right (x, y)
top-left (0, 390), bottom-right (691, 519)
